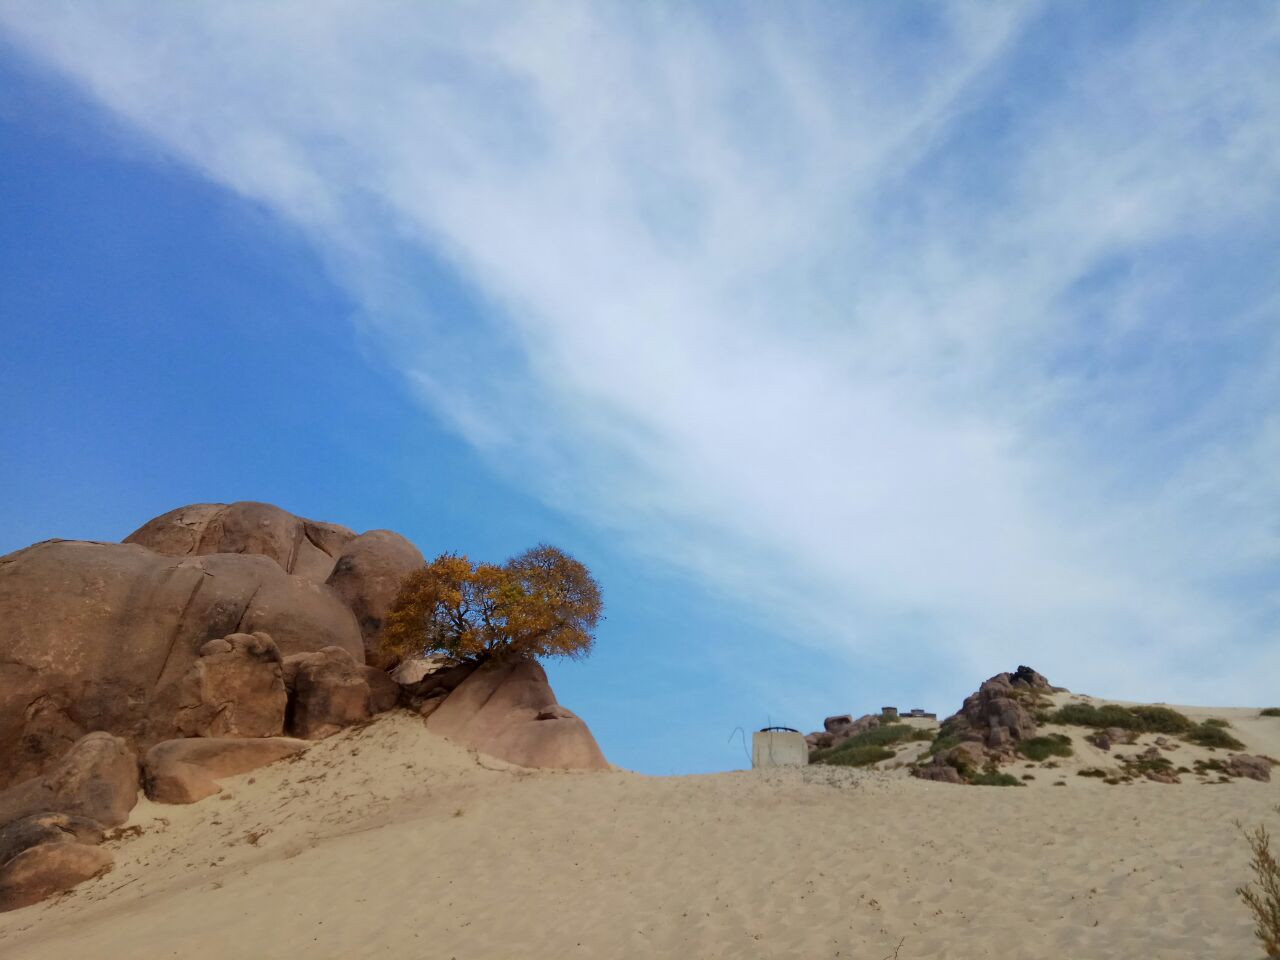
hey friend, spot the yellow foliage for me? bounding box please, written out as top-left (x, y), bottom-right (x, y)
top-left (381, 544), bottom-right (602, 664)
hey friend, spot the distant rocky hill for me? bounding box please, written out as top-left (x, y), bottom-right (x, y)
top-left (808, 665), bottom-right (1276, 789)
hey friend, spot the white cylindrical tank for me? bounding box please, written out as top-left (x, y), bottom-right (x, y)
top-left (751, 728), bottom-right (809, 768)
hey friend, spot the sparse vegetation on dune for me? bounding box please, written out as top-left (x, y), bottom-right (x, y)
top-left (810, 722), bottom-right (933, 767)
top-left (1018, 734), bottom-right (1073, 762)
top-left (1046, 702), bottom-right (1194, 735)
top-left (816, 745), bottom-right (897, 767)
top-left (1186, 722), bottom-right (1246, 750)
top-left (1045, 702), bottom-right (1252, 752)
top-left (1261, 708), bottom-right (1280, 718)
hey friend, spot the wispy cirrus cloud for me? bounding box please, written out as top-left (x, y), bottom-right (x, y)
top-left (2, 1), bottom-right (1277, 703)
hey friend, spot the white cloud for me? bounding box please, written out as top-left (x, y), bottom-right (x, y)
top-left (3, 1), bottom-right (1277, 703)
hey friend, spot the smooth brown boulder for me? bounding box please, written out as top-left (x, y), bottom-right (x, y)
top-left (284, 647), bottom-right (372, 739)
top-left (325, 530), bottom-right (425, 668)
top-left (427, 659), bottom-right (608, 770)
top-left (0, 841), bottom-right (113, 913)
top-left (143, 737), bottom-right (309, 804)
top-left (0, 539), bottom-right (363, 787)
top-left (124, 501), bottom-right (358, 583)
top-left (172, 633), bottom-right (286, 738)
top-left (0, 733), bottom-right (138, 828)
top-left (0, 813), bottom-right (105, 868)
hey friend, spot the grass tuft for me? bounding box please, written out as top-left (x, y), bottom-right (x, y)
top-left (1018, 734), bottom-right (1074, 762)
top-left (1260, 708), bottom-right (1280, 718)
top-left (1186, 722), bottom-right (1246, 750)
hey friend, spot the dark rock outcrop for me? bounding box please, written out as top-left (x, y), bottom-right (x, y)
top-left (427, 659), bottom-right (608, 770)
top-left (1226, 754), bottom-right (1273, 782)
top-left (0, 733), bottom-right (138, 828)
top-left (910, 666), bottom-right (1058, 784)
top-left (950, 672), bottom-right (1041, 752)
top-left (143, 736), bottom-right (310, 804)
top-left (361, 665), bottom-right (401, 715)
top-left (911, 758), bottom-right (964, 784)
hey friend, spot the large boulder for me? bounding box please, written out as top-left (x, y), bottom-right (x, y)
top-left (0, 841), bottom-right (113, 913)
top-left (283, 647), bottom-right (373, 739)
top-left (0, 539), bottom-right (363, 787)
top-left (427, 659), bottom-right (608, 770)
top-left (0, 813), bottom-right (105, 868)
top-left (325, 530), bottom-right (425, 668)
top-left (0, 733), bottom-right (138, 828)
top-left (143, 737), bottom-right (310, 804)
top-left (171, 633), bottom-right (287, 739)
top-left (124, 501), bottom-right (358, 583)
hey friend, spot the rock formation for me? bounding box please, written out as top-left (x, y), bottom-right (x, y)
top-left (324, 530), bottom-right (425, 668)
top-left (124, 501), bottom-right (358, 583)
top-left (426, 659), bottom-right (608, 770)
top-left (0, 539), bottom-right (363, 787)
top-left (910, 665), bottom-right (1058, 785)
top-left (172, 633), bottom-right (287, 739)
top-left (143, 737), bottom-right (310, 804)
top-left (1225, 754), bottom-right (1273, 782)
top-left (804, 713), bottom-right (882, 754)
top-left (0, 733), bottom-right (138, 828)
top-left (0, 500), bottom-right (613, 909)
top-left (283, 646), bottom-right (376, 739)
top-left (0, 839), bottom-right (113, 913)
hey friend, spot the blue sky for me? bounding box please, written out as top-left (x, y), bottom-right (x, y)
top-left (1, 3), bottom-right (1277, 774)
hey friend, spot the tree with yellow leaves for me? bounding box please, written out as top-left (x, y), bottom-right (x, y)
top-left (380, 544), bottom-right (602, 664)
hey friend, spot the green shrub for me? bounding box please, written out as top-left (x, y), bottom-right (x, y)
top-left (811, 722), bottom-right (931, 766)
top-left (1260, 708), bottom-right (1280, 718)
top-left (1127, 705), bottom-right (1196, 734)
top-left (1046, 702), bottom-right (1193, 734)
top-left (1018, 734), bottom-right (1074, 762)
top-left (1236, 820), bottom-right (1280, 959)
top-left (1186, 722), bottom-right (1246, 750)
top-left (1120, 754), bottom-right (1176, 780)
top-left (969, 771), bottom-right (1022, 787)
top-left (1077, 768), bottom-right (1108, 778)
top-left (818, 745), bottom-right (896, 767)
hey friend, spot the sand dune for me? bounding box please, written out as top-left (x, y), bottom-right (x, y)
top-left (1, 708), bottom-right (1277, 959)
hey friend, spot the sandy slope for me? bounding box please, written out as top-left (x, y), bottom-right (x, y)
top-left (1, 709), bottom-right (1277, 960)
